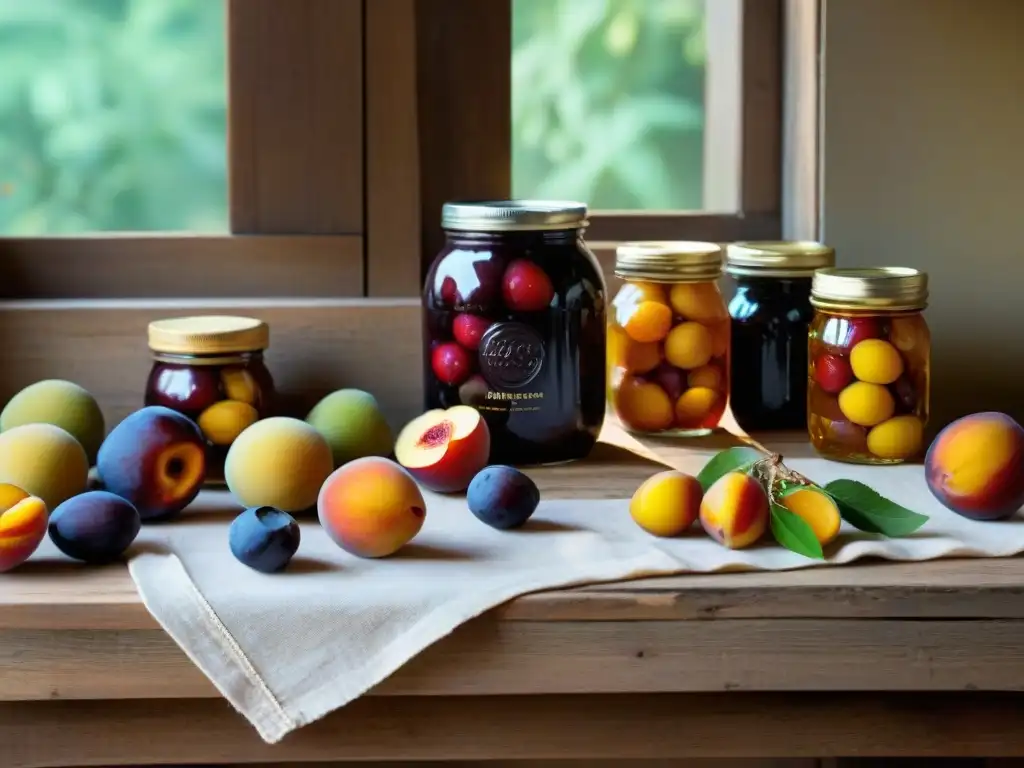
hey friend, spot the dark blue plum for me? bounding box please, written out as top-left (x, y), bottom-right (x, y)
top-left (48, 491), bottom-right (142, 564)
top-left (229, 506), bottom-right (300, 573)
top-left (466, 465), bottom-right (540, 530)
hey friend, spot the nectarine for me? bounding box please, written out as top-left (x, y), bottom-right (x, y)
top-left (395, 405), bottom-right (490, 493)
top-left (318, 456), bottom-right (426, 557)
top-left (926, 412), bottom-right (1024, 521)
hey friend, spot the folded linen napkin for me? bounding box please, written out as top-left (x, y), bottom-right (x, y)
top-left (125, 445), bottom-right (1024, 743)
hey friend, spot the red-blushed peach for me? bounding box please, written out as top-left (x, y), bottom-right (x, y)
top-left (318, 457), bottom-right (426, 558)
top-left (629, 470), bottom-right (702, 537)
top-left (0, 484), bottom-right (47, 572)
top-left (394, 405), bottom-right (490, 493)
top-left (699, 472), bottom-right (769, 549)
top-left (925, 412), bottom-right (1024, 521)
top-left (98, 407), bottom-right (207, 521)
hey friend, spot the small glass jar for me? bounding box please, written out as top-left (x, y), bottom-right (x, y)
top-left (145, 316), bottom-right (276, 483)
top-left (422, 201), bottom-right (606, 465)
top-left (726, 241), bottom-right (836, 431)
top-left (608, 241), bottom-right (729, 436)
top-left (808, 267), bottom-right (930, 464)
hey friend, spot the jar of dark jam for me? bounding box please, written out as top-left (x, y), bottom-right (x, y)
top-left (725, 241), bottom-right (835, 431)
top-left (423, 201), bottom-right (606, 465)
top-left (145, 316), bottom-right (276, 484)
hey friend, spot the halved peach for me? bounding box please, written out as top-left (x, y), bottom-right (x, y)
top-left (395, 405), bottom-right (490, 493)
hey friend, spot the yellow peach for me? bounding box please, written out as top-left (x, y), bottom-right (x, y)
top-left (317, 456), bottom-right (426, 558)
top-left (629, 470), bottom-right (702, 537)
top-left (699, 472), bottom-right (769, 550)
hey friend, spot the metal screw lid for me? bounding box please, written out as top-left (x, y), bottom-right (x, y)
top-left (614, 241), bottom-right (723, 283)
top-left (811, 267), bottom-right (929, 312)
top-left (147, 316), bottom-right (270, 355)
top-left (441, 200), bottom-right (589, 232)
top-left (726, 241), bottom-right (836, 278)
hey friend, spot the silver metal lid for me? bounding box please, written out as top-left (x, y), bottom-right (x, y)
top-left (441, 200), bottom-right (589, 232)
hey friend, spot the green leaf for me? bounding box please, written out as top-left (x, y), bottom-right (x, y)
top-left (823, 479), bottom-right (929, 537)
top-left (770, 503), bottom-right (825, 560)
top-left (696, 446), bottom-right (765, 492)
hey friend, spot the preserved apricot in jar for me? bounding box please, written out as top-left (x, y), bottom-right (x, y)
top-left (608, 242), bottom-right (729, 436)
top-left (808, 268), bottom-right (930, 464)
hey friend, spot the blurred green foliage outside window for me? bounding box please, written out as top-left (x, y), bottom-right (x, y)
top-left (512, 0), bottom-right (707, 211)
top-left (0, 0), bottom-right (227, 235)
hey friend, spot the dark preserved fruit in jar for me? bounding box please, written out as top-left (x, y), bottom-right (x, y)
top-left (423, 201), bottom-right (606, 465)
top-left (725, 242), bottom-right (836, 431)
top-left (145, 316), bottom-right (276, 483)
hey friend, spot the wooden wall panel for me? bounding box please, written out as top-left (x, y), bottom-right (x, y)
top-left (366, 0), bottom-right (423, 296)
top-left (228, 0), bottom-right (364, 236)
top-left (0, 236), bottom-right (363, 299)
top-left (0, 300), bottom-right (423, 433)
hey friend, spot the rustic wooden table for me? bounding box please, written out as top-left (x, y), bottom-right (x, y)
top-left (3, 424), bottom-right (1024, 767)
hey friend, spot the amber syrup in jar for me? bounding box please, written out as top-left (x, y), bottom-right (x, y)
top-left (808, 268), bottom-right (930, 464)
top-left (423, 201), bottom-right (606, 466)
top-left (145, 316), bottom-right (276, 484)
top-left (725, 241), bottom-right (836, 431)
top-left (608, 242), bottom-right (730, 437)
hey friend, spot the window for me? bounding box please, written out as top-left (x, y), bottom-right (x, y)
top-left (416, 0), bottom-right (783, 266)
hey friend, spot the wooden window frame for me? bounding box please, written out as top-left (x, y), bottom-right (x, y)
top-left (0, 0), bottom-right (821, 429)
top-left (0, 0), bottom-right (369, 300)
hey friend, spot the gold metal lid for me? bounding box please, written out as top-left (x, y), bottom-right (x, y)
top-left (614, 241), bottom-right (723, 282)
top-left (811, 267), bottom-right (929, 312)
top-left (441, 200), bottom-right (588, 232)
top-left (147, 316), bottom-right (270, 355)
top-left (726, 241), bottom-right (835, 277)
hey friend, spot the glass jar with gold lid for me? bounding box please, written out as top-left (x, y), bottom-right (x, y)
top-left (807, 267), bottom-right (930, 464)
top-left (726, 241), bottom-right (836, 432)
top-left (608, 241), bottom-right (729, 436)
top-left (145, 316), bottom-right (276, 482)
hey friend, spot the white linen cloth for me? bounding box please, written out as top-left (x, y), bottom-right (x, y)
top-left (123, 446), bottom-right (1024, 744)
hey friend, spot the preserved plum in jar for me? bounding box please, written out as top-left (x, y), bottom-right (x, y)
top-left (726, 241), bottom-right (835, 431)
top-left (145, 316), bottom-right (276, 483)
top-left (423, 201), bottom-right (606, 465)
top-left (807, 268), bottom-right (930, 464)
top-left (608, 242), bottom-right (729, 436)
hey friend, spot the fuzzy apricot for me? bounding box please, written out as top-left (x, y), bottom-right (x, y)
top-left (629, 470), bottom-right (702, 537)
top-left (781, 487), bottom-right (841, 546)
top-left (699, 472), bottom-right (769, 550)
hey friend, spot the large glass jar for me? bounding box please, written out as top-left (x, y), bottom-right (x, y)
top-left (608, 242), bottom-right (729, 437)
top-left (146, 316), bottom-right (276, 483)
top-left (423, 201), bottom-right (606, 466)
top-left (808, 268), bottom-right (930, 464)
top-left (726, 241), bottom-right (836, 431)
